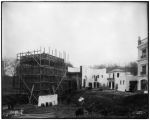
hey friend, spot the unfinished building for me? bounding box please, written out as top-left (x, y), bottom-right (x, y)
top-left (13, 49), bottom-right (77, 104)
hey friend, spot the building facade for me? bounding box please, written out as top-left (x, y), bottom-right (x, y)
top-left (81, 66), bottom-right (108, 88)
top-left (67, 67), bottom-right (82, 90)
top-left (137, 37), bottom-right (148, 90)
top-left (107, 69), bottom-right (137, 92)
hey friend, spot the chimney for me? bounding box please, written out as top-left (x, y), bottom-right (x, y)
top-left (80, 66), bottom-right (82, 74)
top-left (138, 36), bottom-right (141, 45)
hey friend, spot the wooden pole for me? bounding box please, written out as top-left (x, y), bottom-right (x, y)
top-left (40, 47), bottom-right (41, 95)
top-left (49, 47), bottom-right (50, 54)
top-left (29, 84), bottom-right (35, 104)
top-left (43, 48), bottom-right (45, 53)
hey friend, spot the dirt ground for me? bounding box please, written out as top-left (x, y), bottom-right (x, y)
top-left (2, 89), bottom-right (149, 119)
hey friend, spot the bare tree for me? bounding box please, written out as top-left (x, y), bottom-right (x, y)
top-left (93, 63), bottom-right (121, 72)
top-left (93, 62), bottom-right (137, 75)
top-left (2, 58), bottom-right (18, 76)
top-left (124, 62), bottom-right (137, 75)
top-left (93, 64), bottom-right (106, 69)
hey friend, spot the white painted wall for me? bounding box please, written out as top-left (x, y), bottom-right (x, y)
top-left (115, 72), bottom-right (128, 91)
top-left (81, 66), bottom-right (108, 88)
top-left (68, 67), bottom-right (80, 73)
top-left (108, 71), bottom-right (137, 91)
top-left (38, 94), bottom-right (58, 107)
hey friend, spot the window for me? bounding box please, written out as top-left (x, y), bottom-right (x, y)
top-left (94, 75), bottom-right (97, 81)
top-left (89, 82), bottom-right (92, 88)
top-left (97, 75), bottom-right (99, 78)
top-left (113, 73), bottom-right (114, 78)
top-left (117, 73), bottom-right (119, 78)
top-left (101, 75), bottom-right (103, 78)
top-left (120, 80), bottom-right (122, 85)
top-left (123, 80), bottom-right (125, 85)
top-left (141, 65), bottom-right (146, 75)
top-left (141, 49), bottom-right (146, 58)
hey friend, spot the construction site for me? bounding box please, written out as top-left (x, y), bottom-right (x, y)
top-left (2, 48), bottom-right (80, 115)
top-left (14, 49), bottom-right (81, 103)
top-left (14, 50), bottom-right (59, 103)
top-left (2, 48), bottom-right (148, 119)
top-left (2, 1), bottom-right (149, 118)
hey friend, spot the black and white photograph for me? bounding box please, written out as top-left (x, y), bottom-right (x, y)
top-left (1, 1), bottom-right (149, 119)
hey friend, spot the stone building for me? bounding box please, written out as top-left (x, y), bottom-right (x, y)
top-left (137, 37), bottom-right (148, 90)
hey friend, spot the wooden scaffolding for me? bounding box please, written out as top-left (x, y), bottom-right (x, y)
top-left (14, 49), bottom-right (67, 103)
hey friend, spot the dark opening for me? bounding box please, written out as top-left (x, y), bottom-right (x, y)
top-left (41, 103), bottom-right (45, 107)
top-left (141, 79), bottom-right (148, 90)
top-left (109, 82), bottom-right (111, 88)
top-left (115, 84), bottom-right (118, 90)
top-left (49, 102), bottom-right (52, 106)
top-left (46, 102), bottom-right (49, 107)
top-left (97, 82), bottom-right (100, 88)
top-left (141, 65), bottom-right (146, 75)
top-left (113, 73), bottom-right (114, 79)
top-left (89, 82), bottom-right (92, 88)
top-left (141, 48), bottom-right (146, 58)
top-left (94, 82), bottom-right (97, 88)
top-left (117, 73), bottom-right (119, 78)
top-left (112, 82), bottom-right (115, 89)
top-left (129, 81), bottom-right (137, 92)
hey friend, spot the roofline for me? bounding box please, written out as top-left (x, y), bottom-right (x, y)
top-left (141, 37), bottom-right (148, 41)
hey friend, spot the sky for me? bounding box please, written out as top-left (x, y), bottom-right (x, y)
top-left (2, 2), bottom-right (148, 67)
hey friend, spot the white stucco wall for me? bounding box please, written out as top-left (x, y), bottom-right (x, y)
top-left (108, 71), bottom-right (137, 91)
top-left (81, 66), bottom-right (108, 88)
top-left (38, 94), bottom-right (58, 107)
top-left (68, 67), bottom-right (80, 73)
top-left (115, 72), bottom-right (128, 91)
